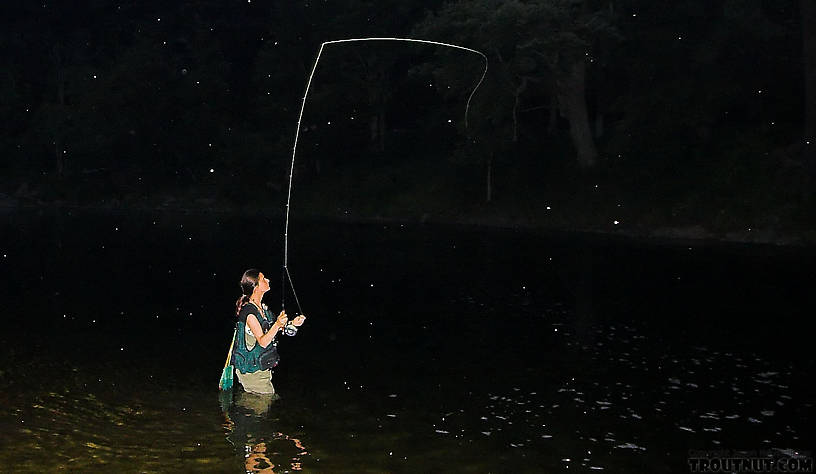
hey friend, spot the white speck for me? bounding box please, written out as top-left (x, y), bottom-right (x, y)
top-left (615, 443), bottom-right (646, 451)
top-left (677, 35), bottom-right (682, 40)
top-left (209, 168), bottom-right (214, 173)
top-left (546, 206), bottom-right (551, 210)
top-left (447, 119), bottom-right (452, 123)
top-left (613, 220), bottom-right (620, 225)
top-left (157, 17), bottom-right (161, 21)
top-left (120, 347), bottom-right (124, 351)
top-left (435, 430), bottom-right (449, 434)
top-left (93, 74), bottom-right (97, 79)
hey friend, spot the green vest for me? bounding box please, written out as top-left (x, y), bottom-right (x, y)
top-left (232, 304), bottom-right (276, 374)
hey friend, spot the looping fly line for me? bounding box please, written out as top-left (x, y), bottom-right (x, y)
top-left (281, 37), bottom-right (489, 314)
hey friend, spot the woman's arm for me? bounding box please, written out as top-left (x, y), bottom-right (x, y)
top-left (246, 312), bottom-right (286, 348)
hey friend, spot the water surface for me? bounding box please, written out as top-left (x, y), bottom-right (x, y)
top-left (0, 209), bottom-right (813, 472)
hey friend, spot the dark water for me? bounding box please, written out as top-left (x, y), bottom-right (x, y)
top-left (0, 209), bottom-right (813, 473)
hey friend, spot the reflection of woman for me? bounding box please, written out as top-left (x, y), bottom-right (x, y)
top-left (219, 391), bottom-right (309, 473)
top-left (232, 269), bottom-right (306, 394)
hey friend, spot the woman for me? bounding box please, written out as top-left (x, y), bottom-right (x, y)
top-left (232, 269), bottom-right (306, 394)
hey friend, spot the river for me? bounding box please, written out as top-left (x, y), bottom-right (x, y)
top-left (0, 209), bottom-right (813, 472)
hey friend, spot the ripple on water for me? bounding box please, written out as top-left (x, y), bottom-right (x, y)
top-left (0, 387), bottom-right (306, 472)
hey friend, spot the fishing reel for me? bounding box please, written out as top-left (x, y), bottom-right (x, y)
top-left (283, 321), bottom-right (298, 337)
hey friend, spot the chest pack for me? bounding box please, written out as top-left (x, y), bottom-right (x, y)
top-left (232, 304), bottom-right (279, 373)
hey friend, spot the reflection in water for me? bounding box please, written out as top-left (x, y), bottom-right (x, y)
top-left (219, 390), bottom-right (309, 473)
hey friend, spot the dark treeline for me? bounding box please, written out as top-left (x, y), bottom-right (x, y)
top-left (1, 0), bottom-right (812, 234)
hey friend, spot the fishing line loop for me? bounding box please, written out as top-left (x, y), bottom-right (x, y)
top-left (282, 37), bottom-right (488, 313)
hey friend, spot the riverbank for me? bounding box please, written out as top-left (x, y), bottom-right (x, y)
top-left (2, 194), bottom-right (814, 250)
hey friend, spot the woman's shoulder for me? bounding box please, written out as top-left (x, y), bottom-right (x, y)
top-left (237, 303), bottom-right (260, 322)
top-left (238, 303), bottom-right (267, 322)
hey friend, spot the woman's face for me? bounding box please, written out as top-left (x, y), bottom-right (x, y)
top-left (256, 272), bottom-right (271, 293)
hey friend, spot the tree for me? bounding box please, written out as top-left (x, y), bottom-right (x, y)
top-left (414, 0), bottom-right (616, 172)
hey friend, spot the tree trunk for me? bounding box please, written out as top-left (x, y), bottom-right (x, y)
top-left (595, 112), bottom-right (604, 138)
top-left (55, 139), bottom-right (63, 177)
top-left (512, 77), bottom-right (528, 143)
top-left (369, 114), bottom-right (378, 151)
top-left (547, 89), bottom-right (558, 135)
top-left (377, 109), bottom-right (386, 152)
top-left (557, 59), bottom-right (598, 169)
top-left (368, 109), bottom-right (386, 153)
top-left (486, 154), bottom-right (493, 203)
top-left (802, 0), bottom-right (815, 193)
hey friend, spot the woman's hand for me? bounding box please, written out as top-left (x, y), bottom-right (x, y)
top-left (292, 314), bottom-right (306, 327)
top-left (276, 310), bottom-right (288, 326)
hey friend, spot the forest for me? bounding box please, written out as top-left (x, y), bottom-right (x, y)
top-left (1, 0), bottom-right (813, 241)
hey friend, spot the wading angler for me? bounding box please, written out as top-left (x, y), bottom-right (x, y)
top-left (222, 269), bottom-right (306, 394)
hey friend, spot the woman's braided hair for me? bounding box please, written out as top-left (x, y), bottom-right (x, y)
top-left (235, 268), bottom-right (260, 317)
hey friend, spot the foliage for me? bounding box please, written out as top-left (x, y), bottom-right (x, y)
top-left (0, 0), bottom-right (810, 232)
